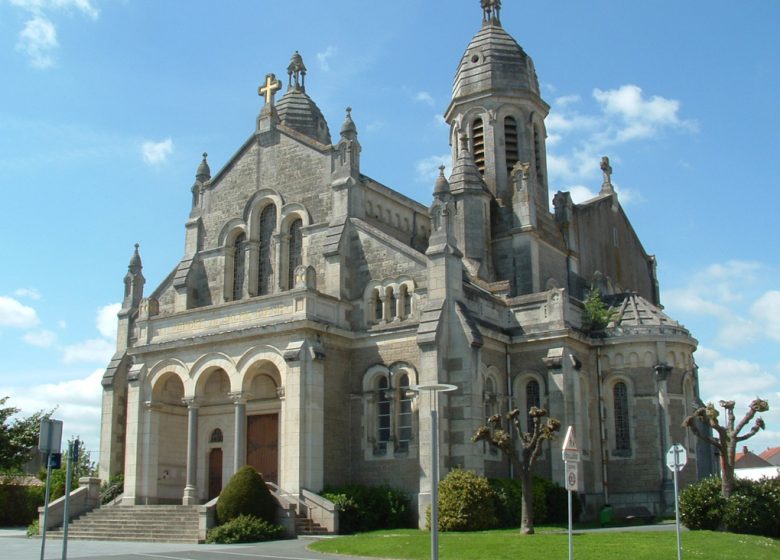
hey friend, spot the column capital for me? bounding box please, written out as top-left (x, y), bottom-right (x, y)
top-left (229, 391), bottom-right (249, 404)
top-left (182, 397), bottom-right (199, 409)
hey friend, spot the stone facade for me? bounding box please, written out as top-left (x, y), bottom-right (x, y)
top-left (99, 2), bottom-right (715, 524)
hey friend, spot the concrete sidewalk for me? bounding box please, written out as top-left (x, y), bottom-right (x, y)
top-left (0, 530), bottom-right (365, 560)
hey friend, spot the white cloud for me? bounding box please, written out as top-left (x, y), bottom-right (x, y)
top-left (16, 16), bottom-right (58, 69)
top-left (554, 94), bottom-right (581, 107)
top-left (0, 296), bottom-right (39, 328)
top-left (96, 303), bottom-right (120, 339)
top-left (365, 120), bottom-right (386, 133)
top-left (567, 185), bottom-right (598, 204)
top-left (415, 154), bottom-right (450, 184)
top-left (316, 46), bottom-right (338, 72)
top-left (141, 138), bottom-right (173, 165)
top-left (751, 291), bottom-right (780, 342)
top-left (23, 329), bottom-right (58, 347)
top-left (10, 0), bottom-right (99, 68)
top-left (62, 338), bottom-right (114, 364)
top-left (13, 287), bottom-right (42, 300)
top-left (414, 91), bottom-right (435, 106)
top-left (0, 368), bottom-right (104, 453)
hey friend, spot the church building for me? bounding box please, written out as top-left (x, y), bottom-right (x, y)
top-left (99, 1), bottom-right (714, 524)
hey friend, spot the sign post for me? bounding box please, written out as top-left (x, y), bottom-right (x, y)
top-left (666, 443), bottom-right (688, 560)
top-left (37, 419), bottom-right (63, 560)
top-left (62, 438), bottom-right (80, 560)
top-left (562, 426), bottom-right (580, 560)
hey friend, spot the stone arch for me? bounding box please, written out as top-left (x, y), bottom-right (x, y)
top-left (604, 372), bottom-right (636, 458)
top-left (514, 370), bottom-right (546, 432)
top-left (148, 358), bottom-right (190, 400)
top-left (280, 202), bottom-right (311, 230)
top-left (236, 345), bottom-right (286, 390)
top-left (244, 189), bottom-right (283, 240)
top-left (151, 371), bottom-right (186, 405)
top-left (190, 353), bottom-right (236, 400)
top-left (218, 219), bottom-right (248, 248)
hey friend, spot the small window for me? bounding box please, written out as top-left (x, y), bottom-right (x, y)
top-left (387, 287), bottom-right (397, 320)
top-left (614, 382), bottom-right (631, 453)
top-left (401, 286), bottom-right (412, 318)
top-left (374, 289), bottom-right (383, 323)
top-left (258, 205), bottom-right (276, 295)
top-left (210, 428), bottom-right (223, 443)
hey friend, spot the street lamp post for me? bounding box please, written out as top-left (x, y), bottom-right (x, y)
top-left (411, 383), bottom-right (457, 560)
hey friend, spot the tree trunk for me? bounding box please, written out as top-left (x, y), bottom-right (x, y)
top-left (720, 454), bottom-right (736, 500)
top-left (520, 468), bottom-right (534, 535)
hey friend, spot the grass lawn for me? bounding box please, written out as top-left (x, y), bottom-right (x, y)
top-left (309, 528), bottom-right (779, 559)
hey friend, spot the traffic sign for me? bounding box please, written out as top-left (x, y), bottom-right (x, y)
top-left (565, 461), bottom-right (579, 491)
top-left (666, 444), bottom-right (688, 472)
top-left (562, 426), bottom-right (581, 462)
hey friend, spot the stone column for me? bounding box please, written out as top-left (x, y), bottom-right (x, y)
top-left (182, 398), bottom-right (199, 505)
top-left (231, 393), bottom-right (247, 475)
top-left (121, 377), bottom-right (144, 505)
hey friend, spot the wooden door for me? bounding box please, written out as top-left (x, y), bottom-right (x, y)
top-left (247, 414), bottom-right (279, 484)
top-left (208, 448), bottom-right (223, 500)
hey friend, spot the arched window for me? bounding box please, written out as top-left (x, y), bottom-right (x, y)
top-left (376, 376), bottom-right (391, 454)
top-left (387, 287), bottom-right (397, 320)
top-left (484, 377), bottom-right (499, 456)
top-left (472, 118), bottom-right (485, 174)
top-left (232, 233), bottom-right (246, 301)
top-left (525, 379), bottom-right (541, 432)
top-left (209, 428), bottom-right (223, 443)
top-left (504, 116), bottom-right (519, 176)
top-left (287, 218), bottom-right (302, 290)
top-left (613, 382), bottom-right (631, 453)
top-left (258, 205), bottom-right (276, 295)
top-left (401, 285), bottom-right (412, 318)
top-left (396, 374), bottom-right (412, 453)
top-left (373, 289), bottom-right (383, 323)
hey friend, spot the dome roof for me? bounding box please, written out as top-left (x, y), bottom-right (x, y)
top-left (605, 293), bottom-right (690, 337)
top-left (452, 21), bottom-right (540, 100)
top-left (276, 89), bottom-right (332, 145)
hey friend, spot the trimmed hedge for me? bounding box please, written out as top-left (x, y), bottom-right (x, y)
top-left (680, 476), bottom-right (780, 538)
top-left (0, 483), bottom-right (44, 526)
top-left (205, 514), bottom-right (284, 544)
top-left (489, 476), bottom-right (580, 527)
top-left (432, 469), bottom-right (497, 531)
top-left (216, 466), bottom-right (276, 525)
top-left (322, 484), bottom-right (414, 534)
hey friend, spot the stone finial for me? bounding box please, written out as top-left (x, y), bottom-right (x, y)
top-left (128, 243), bottom-right (142, 273)
top-left (258, 73), bottom-right (282, 107)
top-left (287, 51), bottom-right (307, 91)
top-left (481, 0), bottom-right (502, 24)
top-left (434, 165), bottom-right (450, 196)
top-left (600, 155), bottom-right (614, 193)
top-left (196, 152), bottom-right (210, 182)
top-left (340, 106), bottom-right (357, 137)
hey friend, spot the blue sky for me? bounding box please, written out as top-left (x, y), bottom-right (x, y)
top-left (1, 0), bottom-right (778, 463)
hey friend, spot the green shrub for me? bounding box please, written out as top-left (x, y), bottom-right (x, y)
top-left (216, 466), bottom-right (276, 525)
top-left (0, 483), bottom-right (44, 526)
top-left (680, 476), bottom-right (726, 531)
top-left (27, 519), bottom-right (39, 537)
top-left (322, 484), bottom-right (413, 534)
top-left (489, 476), bottom-right (579, 527)
top-left (433, 469), bottom-right (497, 531)
top-left (205, 514), bottom-right (284, 544)
top-left (722, 478), bottom-right (780, 538)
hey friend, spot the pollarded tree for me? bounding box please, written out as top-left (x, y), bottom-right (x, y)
top-left (473, 407), bottom-right (561, 534)
top-left (682, 398), bottom-right (769, 499)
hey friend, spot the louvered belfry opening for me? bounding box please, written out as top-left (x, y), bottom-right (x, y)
top-left (472, 118), bottom-right (486, 174)
top-left (505, 116), bottom-right (519, 176)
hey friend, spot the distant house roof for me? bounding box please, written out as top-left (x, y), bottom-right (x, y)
top-left (759, 446), bottom-right (780, 466)
top-left (735, 446), bottom-right (773, 469)
top-left (0, 475), bottom-right (43, 487)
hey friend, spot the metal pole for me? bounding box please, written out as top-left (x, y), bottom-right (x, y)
top-left (568, 486), bottom-right (573, 560)
top-left (62, 441), bottom-right (74, 560)
top-left (40, 454), bottom-right (53, 560)
top-left (674, 456), bottom-right (682, 560)
top-left (431, 407), bottom-right (439, 560)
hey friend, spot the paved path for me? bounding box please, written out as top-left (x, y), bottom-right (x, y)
top-left (0, 530), bottom-right (368, 560)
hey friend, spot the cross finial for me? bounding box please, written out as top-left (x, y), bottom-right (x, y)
top-left (258, 73), bottom-right (282, 106)
top-left (601, 156), bottom-right (613, 186)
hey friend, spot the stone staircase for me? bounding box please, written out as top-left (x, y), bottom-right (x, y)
top-left (294, 512), bottom-right (328, 536)
top-left (46, 505), bottom-right (201, 543)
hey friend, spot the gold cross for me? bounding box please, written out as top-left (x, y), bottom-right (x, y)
top-left (258, 73), bottom-right (282, 106)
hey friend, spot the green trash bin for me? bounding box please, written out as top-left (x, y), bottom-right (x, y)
top-left (599, 505), bottom-right (613, 527)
